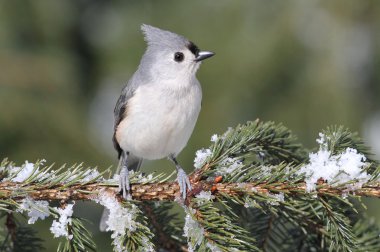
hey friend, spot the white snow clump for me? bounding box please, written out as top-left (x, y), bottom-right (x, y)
top-left (195, 190), bottom-right (215, 204)
top-left (50, 203), bottom-right (75, 239)
top-left (17, 197), bottom-right (50, 224)
top-left (297, 133), bottom-right (370, 192)
top-left (81, 169), bottom-right (100, 182)
top-left (216, 157), bottom-right (244, 176)
top-left (5, 160), bottom-right (50, 183)
top-left (194, 148), bottom-right (212, 169)
top-left (183, 207), bottom-right (204, 252)
top-left (95, 192), bottom-right (138, 251)
top-left (10, 161), bottom-right (35, 182)
top-left (210, 134), bottom-right (219, 142)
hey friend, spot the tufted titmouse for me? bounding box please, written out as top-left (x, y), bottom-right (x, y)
top-left (112, 24), bottom-right (214, 200)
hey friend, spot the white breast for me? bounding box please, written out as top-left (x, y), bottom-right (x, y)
top-left (116, 81), bottom-right (202, 160)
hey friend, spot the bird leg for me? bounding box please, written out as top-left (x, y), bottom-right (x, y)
top-left (118, 151), bottom-right (131, 199)
top-left (170, 156), bottom-right (192, 199)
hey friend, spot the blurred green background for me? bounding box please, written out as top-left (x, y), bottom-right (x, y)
top-left (1, 0), bottom-right (380, 251)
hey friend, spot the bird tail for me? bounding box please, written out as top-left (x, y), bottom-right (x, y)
top-left (99, 154), bottom-right (143, 232)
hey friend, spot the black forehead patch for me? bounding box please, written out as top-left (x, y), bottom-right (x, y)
top-left (187, 41), bottom-right (200, 56)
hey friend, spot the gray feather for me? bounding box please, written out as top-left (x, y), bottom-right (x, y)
top-left (114, 81), bottom-right (136, 130)
top-left (112, 74), bottom-right (141, 159)
top-left (141, 24), bottom-right (189, 50)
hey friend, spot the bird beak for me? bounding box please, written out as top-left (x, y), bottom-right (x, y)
top-left (195, 51), bottom-right (215, 62)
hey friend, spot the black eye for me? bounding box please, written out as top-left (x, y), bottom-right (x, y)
top-left (174, 52), bottom-right (184, 62)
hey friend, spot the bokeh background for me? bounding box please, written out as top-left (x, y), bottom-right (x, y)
top-left (1, 1), bottom-right (379, 250)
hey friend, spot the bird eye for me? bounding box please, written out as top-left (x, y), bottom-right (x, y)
top-left (174, 52), bottom-right (184, 62)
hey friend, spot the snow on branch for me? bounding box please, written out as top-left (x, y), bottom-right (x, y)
top-left (1, 120), bottom-right (380, 251)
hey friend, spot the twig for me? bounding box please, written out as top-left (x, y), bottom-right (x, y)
top-left (0, 180), bottom-right (379, 202)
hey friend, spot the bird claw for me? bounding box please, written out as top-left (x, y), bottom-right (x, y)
top-left (119, 166), bottom-right (130, 199)
top-left (177, 168), bottom-right (192, 199)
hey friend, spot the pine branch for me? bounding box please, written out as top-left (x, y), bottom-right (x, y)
top-left (0, 180), bottom-right (379, 202)
top-left (57, 217), bottom-right (96, 252)
top-left (141, 202), bottom-right (186, 251)
top-left (0, 213), bottom-right (44, 251)
top-left (354, 218), bottom-right (380, 251)
top-left (184, 199), bottom-right (258, 251)
top-left (1, 120), bottom-right (380, 251)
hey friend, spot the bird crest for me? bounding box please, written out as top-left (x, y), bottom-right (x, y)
top-left (141, 24), bottom-right (189, 50)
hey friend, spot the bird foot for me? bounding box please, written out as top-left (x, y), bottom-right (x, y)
top-left (119, 166), bottom-right (131, 199)
top-left (176, 167), bottom-right (192, 199)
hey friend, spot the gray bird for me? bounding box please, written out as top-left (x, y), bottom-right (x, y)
top-left (113, 24), bottom-right (214, 200)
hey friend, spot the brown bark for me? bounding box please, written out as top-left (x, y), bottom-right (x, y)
top-left (0, 180), bottom-right (379, 202)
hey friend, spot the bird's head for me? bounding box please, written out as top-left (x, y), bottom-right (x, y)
top-left (139, 24), bottom-right (214, 82)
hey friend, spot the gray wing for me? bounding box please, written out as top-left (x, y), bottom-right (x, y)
top-left (112, 76), bottom-right (144, 171)
top-left (112, 76), bottom-right (139, 159)
top-left (114, 80), bottom-right (137, 130)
